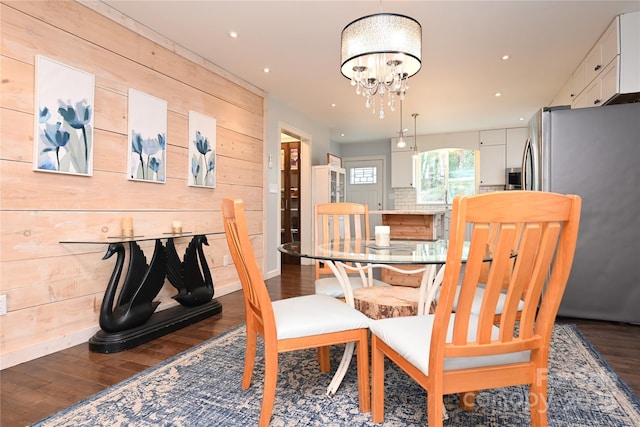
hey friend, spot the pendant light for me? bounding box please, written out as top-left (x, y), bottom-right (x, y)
top-left (412, 113), bottom-right (419, 158)
top-left (396, 99), bottom-right (406, 148)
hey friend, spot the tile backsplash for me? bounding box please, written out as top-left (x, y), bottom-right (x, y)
top-left (392, 185), bottom-right (505, 210)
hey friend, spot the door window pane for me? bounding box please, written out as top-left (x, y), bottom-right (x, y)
top-left (350, 167), bottom-right (377, 185)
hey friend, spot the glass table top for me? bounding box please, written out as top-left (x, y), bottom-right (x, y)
top-left (278, 239), bottom-right (471, 265)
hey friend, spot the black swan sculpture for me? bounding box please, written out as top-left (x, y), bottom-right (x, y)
top-left (166, 235), bottom-right (214, 307)
top-left (99, 240), bottom-right (167, 332)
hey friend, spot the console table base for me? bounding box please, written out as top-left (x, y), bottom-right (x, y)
top-left (89, 300), bottom-right (222, 353)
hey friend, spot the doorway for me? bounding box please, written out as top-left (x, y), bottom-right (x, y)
top-left (280, 132), bottom-right (301, 265)
top-left (343, 157), bottom-right (386, 236)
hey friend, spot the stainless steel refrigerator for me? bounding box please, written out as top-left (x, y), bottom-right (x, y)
top-left (522, 102), bottom-right (640, 323)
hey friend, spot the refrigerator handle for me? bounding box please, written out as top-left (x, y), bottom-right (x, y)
top-left (521, 137), bottom-right (531, 190)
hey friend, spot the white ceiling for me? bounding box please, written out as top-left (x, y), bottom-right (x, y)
top-left (100, 1), bottom-right (640, 143)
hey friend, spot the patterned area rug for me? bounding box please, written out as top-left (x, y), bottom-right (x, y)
top-left (32, 324), bottom-right (640, 426)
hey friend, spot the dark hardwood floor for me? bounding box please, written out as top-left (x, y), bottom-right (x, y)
top-left (1, 264), bottom-right (638, 426)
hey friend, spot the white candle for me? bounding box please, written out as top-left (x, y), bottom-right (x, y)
top-left (172, 221), bottom-right (182, 234)
top-left (121, 217), bottom-right (134, 236)
top-left (375, 225), bottom-right (390, 247)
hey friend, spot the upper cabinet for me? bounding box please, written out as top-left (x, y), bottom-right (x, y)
top-left (391, 138), bottom-right (415, 188)
top-left (479, 129), bottom-right (506, 186)
top-left (312, 164), bottom-right (346, 204)
top-left (506, 128), bottom-right (528, 168)
top-left (570, 12), bottom-right (640, 109)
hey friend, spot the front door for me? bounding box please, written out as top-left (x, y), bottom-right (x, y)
top-left (343, 157), bottom-right (385, 238)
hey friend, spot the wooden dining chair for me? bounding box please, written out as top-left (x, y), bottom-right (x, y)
top-left (221, 198), bottom-right (371, 426)
top-left (370, 191), bottom-right (582, 426)
top-left (435, 222), bottom-right (525, 328)
top-left (314, 202), bottom-right (390, 299)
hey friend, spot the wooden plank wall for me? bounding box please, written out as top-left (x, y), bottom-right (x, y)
top-left (0, 0), bottom-right (264, 368)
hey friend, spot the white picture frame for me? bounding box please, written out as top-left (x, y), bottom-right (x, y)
top-left (188, 111), bottom-right (217, 188)
top-left (127, 89), bottom-right (167, 183)
top-left (34, 56), bottom-right (95, 176)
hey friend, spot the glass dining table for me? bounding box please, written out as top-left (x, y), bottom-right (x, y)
top-left (278, 238), bottom-right (470, 397)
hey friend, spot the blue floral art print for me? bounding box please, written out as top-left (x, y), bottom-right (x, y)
top-left (127, 89), bottom-right (167, 183)
top-left (188, 111), bottom-right (216, 188)
top-left (34, 56), bottom-right (95, 176)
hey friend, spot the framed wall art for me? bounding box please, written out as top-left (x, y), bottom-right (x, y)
top-left (34, 56), bottom-right (95, 176)
top-left (127, 89), bottom-right (167, 183)
top-left (327, 153), bottom-right (342, 168)
top-left (188, 111), bottom-right (216, 188)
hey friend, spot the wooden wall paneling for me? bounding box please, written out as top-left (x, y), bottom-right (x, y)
top-left (93, 87), bottom-right (128, 135)
top-left (91, 129), bottom-right (128, 174)
top-left (0, 209), bottom-right (260, 263)
top-left (1, 4), bottom-right (263, 140)
top-left (0, 56), bottom-right (33, 114)
top-left (217, 127), bottom-right (262, 161)
top-left (0, 254), bottom-right (111, 309)
top-left (216, 155), bottom-right (263, 187)
top-left (0, 293), bottom-right (99, 353)
top-left (4, 1), bottom-right (263, 115)
top-left (0, 0), bottom-right (266, 367)
top-left (0, 236), bottom-right (238, 310)
top-left (0, 108), bottom-right (32, 162)
top-left (0, 160), bottom-right (257, 211)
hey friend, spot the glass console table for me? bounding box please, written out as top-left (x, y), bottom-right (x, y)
top-left (61, 232), bottom-right (224, 353)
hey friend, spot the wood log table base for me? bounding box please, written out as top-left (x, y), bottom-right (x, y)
top-left (353, 286), bottom-right (421, 320)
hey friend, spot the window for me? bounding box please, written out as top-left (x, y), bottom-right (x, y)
top-left (349, 166), bottom-right (377, 185)
top-left (416, 149), bottom-right (476, 204)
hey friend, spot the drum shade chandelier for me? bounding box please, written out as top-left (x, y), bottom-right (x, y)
top-left (340, 12), bottom-right (422, 119)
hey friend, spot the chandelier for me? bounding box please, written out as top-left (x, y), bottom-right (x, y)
top-left (340, 13), bottom-right (422, 119)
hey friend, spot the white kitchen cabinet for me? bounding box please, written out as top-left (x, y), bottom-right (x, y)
top-left (572, 90), bottom-right (587, 109)
top-left (479, 129), bottom-right (506, 146)
top-left (506, 128), bottom-right (528, 168)
top-left (479, 144), bottom-right (506, 186)
top-left (576, 59), bottom-right (618, 108)
top-left (479, 129), bottom-right (506, 186)
top-left (312, 164), bottom-right (345, 204)
top-left (391, 150), bottom-right (415, 188)
top-left (551, 76), bottom-right (573, 107)
top-left (584, 18), bottom-right (619, 87)
top-left (390, 139), bottom-right (415, 188)
top-left (571, 58), bottom-right (586, 98)
top-left (569, 12), bottom-right (639, 108)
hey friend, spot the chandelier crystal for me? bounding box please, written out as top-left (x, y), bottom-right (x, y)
top-left (341, 13), bottom-right (422, 119)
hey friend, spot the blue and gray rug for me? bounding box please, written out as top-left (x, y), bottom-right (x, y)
top-left (32, 324), bottom-right (640, 426)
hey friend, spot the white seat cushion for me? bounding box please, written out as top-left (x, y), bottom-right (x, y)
top-left (273, 294), bottom-right (370, 340)
top-left (315, 276), bottom-right (391, 298)
top-left (436, 284), bottom-right (525, 316)
top-left (369, 314), bottom-right (530, 376)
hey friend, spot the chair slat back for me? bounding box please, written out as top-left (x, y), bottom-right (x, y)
top-left (222, 198), bottom-right (276, 337)
top-left (432, 191), bottom-right (581, 364)
top-left (314, 202), bottom-right (370, 279)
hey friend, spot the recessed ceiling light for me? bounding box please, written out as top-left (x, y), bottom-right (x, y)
top-left (495, 92), bottom-right (502, 97)
top-left (519, 117), bottom-right (525, 121)
top-left (341, 133), bottom-right (345, 137)
top-left (229, 31), bottom-right (238, 38)
top-left (502, 54), bottom-right (510, 60)
top-left (331, 103), bottom-right (336, 107)
top-left (263, 67), bottom-right (270, 73)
